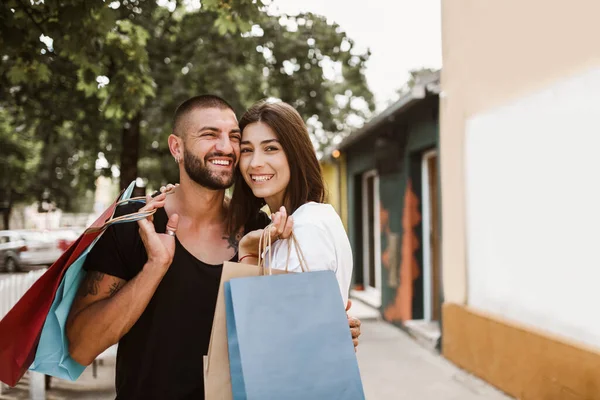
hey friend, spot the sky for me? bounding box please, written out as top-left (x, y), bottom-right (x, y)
top-left (269, 0), bottom-right (442, 112)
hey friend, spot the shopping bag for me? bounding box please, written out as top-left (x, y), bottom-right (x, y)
top-left (0, 181), bottom-right (154, 386)
top-left (205, 229), bottom-right (317, 399)
top-left (29, 180), bottom-right (156, 380)
top-left (204, 261), bottom-right (287, 400)
top-left (224, 270), bottom-right (365, 400)
top-left (204, 228), bottom-right (293, 400)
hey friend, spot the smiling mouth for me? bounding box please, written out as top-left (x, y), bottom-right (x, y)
top-left (209, 159), bottom-right (231, 166)
top-left (251, 174), bottom-right (274, 182)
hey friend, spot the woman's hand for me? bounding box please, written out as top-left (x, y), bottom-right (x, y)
top-left (137, 191), bottom-right (179, 271)
top-left (238, 206), bottom-right (293, 263)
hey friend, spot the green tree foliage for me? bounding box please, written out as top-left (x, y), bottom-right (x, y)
top-left (0, 0), bottom-right (373, 225)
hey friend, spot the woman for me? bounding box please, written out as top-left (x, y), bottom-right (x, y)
top-left (228, 100), bottom-right (353, 305)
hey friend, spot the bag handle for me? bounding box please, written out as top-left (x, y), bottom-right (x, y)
top-left (287, 233), bottom-right (309, 272)
top-left (83, 182), bottom-right (157, 234)
top-left (257, 225), bottom-right (271, 275)
top-left (258, 224), bottom-right (309, 275)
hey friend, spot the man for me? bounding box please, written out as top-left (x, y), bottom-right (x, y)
top-left (66, 95), bottom-right (361, 399)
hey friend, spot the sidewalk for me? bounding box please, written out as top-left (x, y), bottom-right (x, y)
top-left (352, 300), bottom-right (513, 400)
top-left (1, 301), bottom-right (513, 400)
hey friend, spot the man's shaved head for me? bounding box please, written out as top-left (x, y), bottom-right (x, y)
top-left (173, 95), bottom-right (236, 137)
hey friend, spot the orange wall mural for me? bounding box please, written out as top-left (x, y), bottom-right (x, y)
top-left (384, 179), bottom-right (421, 322)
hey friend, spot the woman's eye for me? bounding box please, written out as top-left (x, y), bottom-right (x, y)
top-left (240, 148), bottom-right (252, 153)
top-left (265, 146), bottom-right (279, 152)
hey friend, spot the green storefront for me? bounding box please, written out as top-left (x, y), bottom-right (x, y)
top-left (336, 73), bottom-right (442, 341)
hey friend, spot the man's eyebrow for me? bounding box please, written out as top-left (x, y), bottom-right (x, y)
top-left (197, 127), bottom-right (241, 134)
top-left (198, 126), bottom-right (219, 133)
top-left (240, 139), bottom-right (280, 145)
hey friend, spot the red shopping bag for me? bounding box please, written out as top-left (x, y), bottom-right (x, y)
top-left (0, 184), bottom-right (150, 386)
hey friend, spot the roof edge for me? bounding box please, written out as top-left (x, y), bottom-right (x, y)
top-left (336, 70), bottom-right (441, 152)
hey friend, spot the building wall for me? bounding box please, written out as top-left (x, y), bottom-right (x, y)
top-left (440, 0), bottom-right (600, 305)
top-left (440, 1), bottom-right (600, 398)
top-left (465, 69), bottom-right (600, 349)
top-left (321, 162), bottom-right (338, 211)
top-left (339, 154), bottom-right (348, 230)
top-left (320, 155), bottom-right (349, 229)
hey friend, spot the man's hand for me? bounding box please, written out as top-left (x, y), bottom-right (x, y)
top-left (346, 300), bottom-right (361, 351)
top-left (137, 192), bottom-right (179, 269)
top-left (158, 183), bottom-right (179, 194)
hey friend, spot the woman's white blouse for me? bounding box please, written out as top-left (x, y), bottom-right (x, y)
top-left (265, 202), bottom-right (353, 306)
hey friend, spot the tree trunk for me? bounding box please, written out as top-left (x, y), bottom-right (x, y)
top-left (119, 112), bottom-right (142, 191)
top-left (0, 186), bottom-right (12, 230)
top-left (1, 207), bottom-right (9, 230)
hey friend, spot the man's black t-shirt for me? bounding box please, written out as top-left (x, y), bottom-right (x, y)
top-left (83, 202), bottom-right (269, 400)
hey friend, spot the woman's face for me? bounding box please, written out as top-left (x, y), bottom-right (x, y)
top-left (240, 122), bottom-right (291, 210)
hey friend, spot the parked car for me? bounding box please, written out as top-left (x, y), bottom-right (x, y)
top-left (0, 230), bottom-right (70, 272)
top-left (0, 231), bottom-right (27, 273)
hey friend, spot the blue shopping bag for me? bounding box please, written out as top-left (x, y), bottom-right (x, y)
top-left (29, 181), bottom-right (151, 380)
top-left (224, 270), bottom-right (365, 400)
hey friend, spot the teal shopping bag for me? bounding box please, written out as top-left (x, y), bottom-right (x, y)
top-left (29, 181), bottom-right (152, 380)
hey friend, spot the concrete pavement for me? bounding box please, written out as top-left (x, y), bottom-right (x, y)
top-left (1, 301), bottom-right (513, 399)
top-left (356, 318), bottom-right (512, 399)
top-left (350, 296), bottom-right (511, 399)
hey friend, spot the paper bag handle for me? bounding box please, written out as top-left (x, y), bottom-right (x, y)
top-left (258, 224), bottom-right (309, 275)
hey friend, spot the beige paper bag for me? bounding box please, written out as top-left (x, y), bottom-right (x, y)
top-left (204, 261), bottom-right (288, 400)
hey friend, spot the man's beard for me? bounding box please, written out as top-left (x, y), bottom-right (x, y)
top-left (183, 148), bottom-right (236, 190)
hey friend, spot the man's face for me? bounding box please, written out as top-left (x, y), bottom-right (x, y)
top-left (180, 107), bottom-right (241, 190)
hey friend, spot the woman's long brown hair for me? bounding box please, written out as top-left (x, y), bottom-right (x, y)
top-left (227, 100), bottom-right (325, 237)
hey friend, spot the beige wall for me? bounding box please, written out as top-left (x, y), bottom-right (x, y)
top-left (440, 0), bottom-right (600, 304)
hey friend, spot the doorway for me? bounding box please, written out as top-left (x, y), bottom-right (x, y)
top-left (353, 169), bottom-right (382, 307)
top-left (421, 150), bottom-right (441, 321)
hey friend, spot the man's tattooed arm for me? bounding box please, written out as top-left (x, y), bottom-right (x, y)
top-left (108, 280), bottom-right (125, 297)
top-left (76, 271), bottom-right (105, 298)
top-left (76, 271), bottom-right (125, 299)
